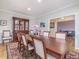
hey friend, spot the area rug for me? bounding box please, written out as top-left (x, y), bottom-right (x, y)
top-left (0, 45), bottom-right (7, 59)
top-left (7, 42), bottom-right (24, 59)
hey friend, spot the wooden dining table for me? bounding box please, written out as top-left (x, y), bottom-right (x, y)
top-left (30, 35), bottom-right (67, 59)
top-left (44, 37), bottom-right (67, 59)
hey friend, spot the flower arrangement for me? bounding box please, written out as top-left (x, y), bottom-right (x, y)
top-left (31, 24), bottom-right (40, 35)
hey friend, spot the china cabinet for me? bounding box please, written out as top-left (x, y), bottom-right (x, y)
top-left (13, 17), bottom-right (29, 42)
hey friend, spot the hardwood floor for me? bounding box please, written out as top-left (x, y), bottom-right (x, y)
top-left (0, 44), bottom-right (7, 59)
top-left (66, 37), bottom-right (75, 51)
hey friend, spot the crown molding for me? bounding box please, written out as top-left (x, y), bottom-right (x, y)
top-left (37, 2), bottom-right (79, 18)
top-left (0, 9), bottom-right (27, 15)
top-left (0, 9), bottom-right (36, 19)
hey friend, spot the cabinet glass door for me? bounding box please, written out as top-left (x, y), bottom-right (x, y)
top-left (25, 22), bottom-right (29, 30)
top-left (20, 21), bottom-right (24, 30)
top-left (15, 20), bottom-right (19, 30)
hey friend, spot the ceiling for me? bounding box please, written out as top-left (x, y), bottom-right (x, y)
top-left (0, 0), bottom-right (79, 16)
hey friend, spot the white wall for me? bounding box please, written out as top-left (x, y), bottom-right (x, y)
top-left (75, 13), bottom-right (79, 49)
top-left (36, 3), bottom-right (79, 49)
top-left (0, 9), bottom-right (36, 43)
top-left (37, 3), bottom-right (79, 31)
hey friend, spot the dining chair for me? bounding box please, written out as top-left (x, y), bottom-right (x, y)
top-left (43, 31), bottom-right (50, 37)
top-left (21, 33), bottom-right (34, 58)
top-left (20, 33), bottom-right (28, 59)
top-left (33, 38), bottom-right (56, 59)
top-left (65, 51), bottom-right (79, 59)
top-left (2, 30), bottom-right (12, 44)
top-left (55, 32), bottom-right (66, 40)
top-left (17, 32), bottom-right (23, 52)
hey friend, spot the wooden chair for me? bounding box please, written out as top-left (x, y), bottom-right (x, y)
top-left (17, 32), bottom-right (23, 52)
top-left (64, 39), bottom-right (79, 59)
top-left (65, 51), bottom-right (79, 59)
top-left (2, 30), bottom-right (12, 44)
top-left (20, 33), bottom-right (28, 59)
top-left (21, 33), bottom-right (34, 58)
top-left (22, 34), bottom-right (34, 50)
top-left (33, 38), bottom-right (56, 59)
top-left (55, 32), bottom-right (66, 40)
top-left (43, 31), bottom-right (50, 37)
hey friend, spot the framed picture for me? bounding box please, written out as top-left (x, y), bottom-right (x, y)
top-left (0, 20), bottom-right (7, 26)
top-left (40, 22), bottom-right (45, 27)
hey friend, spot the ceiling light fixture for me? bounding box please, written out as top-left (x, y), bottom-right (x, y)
top-left (27, 8), bottom-right (31, 11)
top-left (37, 0), bottom-right (42, 3)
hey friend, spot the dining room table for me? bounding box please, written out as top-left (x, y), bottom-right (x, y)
top-left (30, 35), bottom-right (67, 59)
